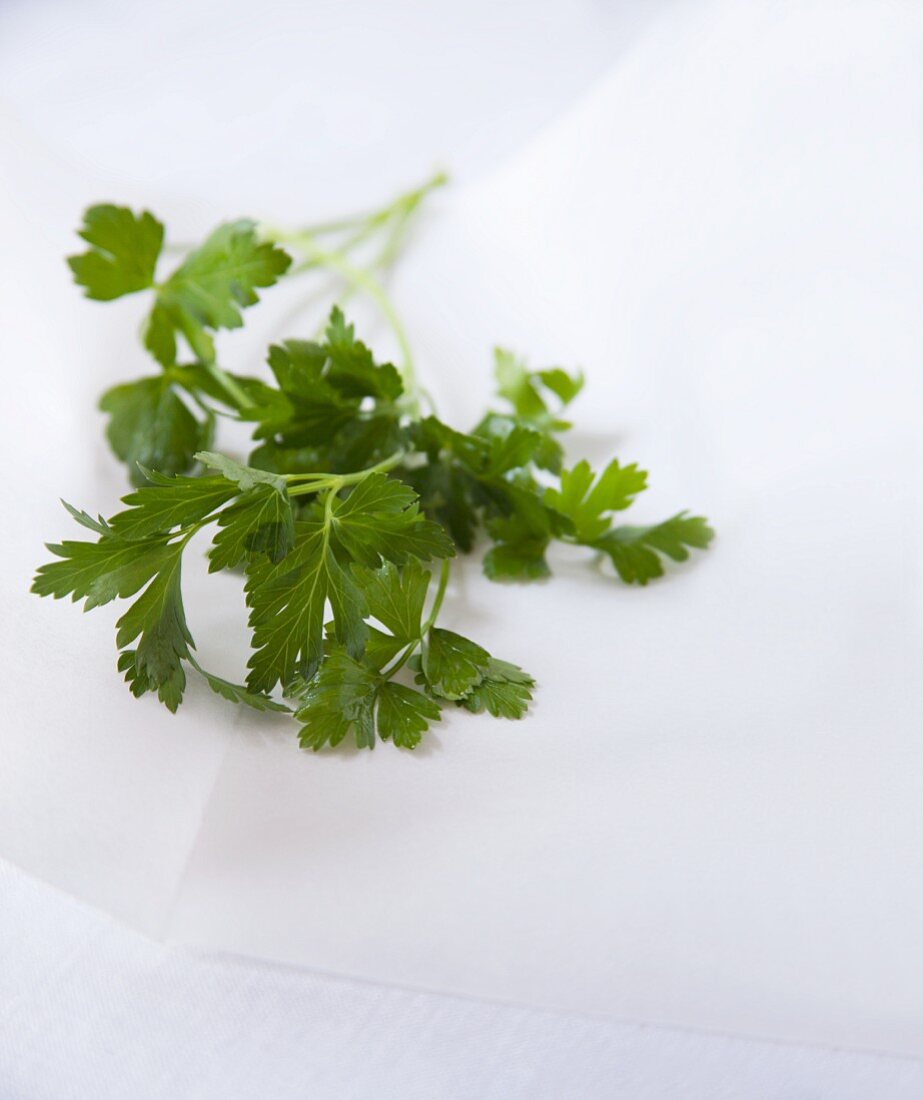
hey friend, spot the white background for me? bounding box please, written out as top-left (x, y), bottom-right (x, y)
top-left (2, 1), bottom-right (922, 1096)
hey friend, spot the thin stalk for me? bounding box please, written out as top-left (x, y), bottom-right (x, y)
top-left (422, 559), bottom-right (451, 634)
top-left (286, 218), bottom-right (391, 277)
top-left (302, 197), bottom-right (424, 357)
top-left (285, 169), bottom-right (447, 241)
top-left (179, 383), bottom-right (222, 422)
top-left (289, 233), bottom-right (418, 400)
top-left (202, 361), bottom-right (254, 411)
top-left (379, 640), bottom-right (418, 681)
top-left (285, 451), bottom-right (406, 497)
top-left (259, 172), bottom-right (445, 418)
top-left (379, 559), bottom-right (451, 680)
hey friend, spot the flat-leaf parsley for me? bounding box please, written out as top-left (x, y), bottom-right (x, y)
top-left (33, 175), bottom-right (713, 750)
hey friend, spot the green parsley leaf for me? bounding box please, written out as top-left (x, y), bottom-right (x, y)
top-left (195, 450), bottom-right (287, 493)
top-left (377, 682), bottom-right (440, 748)
top-left (345, 561), bottom-right (433, 671)
top-left (259, 339), bottom-right (357, 445)
top-left (419, 415), bottom-right (542, 478)
top-left (474, 411), bottom-right (563, 475)
top-left (247, 441), bottom-right (328, 477)
top-left (34, 498), bottom-right (199, 712)
top-left (245, 514), bottom-right (367, 692)
top-left (482, 423), bottom-right (544, 477)
top-left (60, 501), bottom-right (113, 538)
top-left (458, 658), bottom-right (534, 719)
top-left (143, 220), bottom-right (291, 366)
top-left (494, 348), bottom-right (583, 425)
top-left (492, 349), bottom-right (583, 472)
top-left (295, 650), bottom-right (379, 749)
top-left (416, 634), bottom-right (534, 719)
top-left (404, 458), bottom-right (480, 552)
top-left (357, 561), bottom-right (431, 645)
top-left (595, 513), bottom-right (715, 585)
top-left (362, 627), bottom-right (409, 671)
top-left (532, 367), bottom-right (584, 407)
top-left (331, 474), bottom-right (454, 567)
top-left (494, 349), bottom-right (546, 420)
top-left (100, 377), bottom-right (214, 486)
top-left (415, 416), bottom-right (488, 469)
top-left (324, 306), bottom-right (404, 400)
top-left (409, 415), bottom-right (558, 562)
top-left (323, 415), bottom-right (409, 475)
top-left (36, 488), bottom-right (294, 714)
top-left (545, 458), bottom-right (648, 542)
top-left (115, 550), bottom-right (191, 712)
top-left (68, 205), bottom-right (164, 301)
top-left (249, 313), bottom-right (406, 477)
top-left (107, 474), bottom-right (238, 540)
top-left (246, 476), bottom-right (449, 691)
top-left (209, 485), bottom-right (295, 572)
top-left (481, 484), bottom-right (564, 582)
top-left (32, 527), bottom-right (177, 610)
top-left (421, 627), bottom-right (490, 701)
top-left (295, 650), bottom-right (441, 751)
top-left (483, 513), bottom-right (551, 581)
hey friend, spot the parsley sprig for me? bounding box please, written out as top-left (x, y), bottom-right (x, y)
top-left (33, 176), bottom-right (713, 751)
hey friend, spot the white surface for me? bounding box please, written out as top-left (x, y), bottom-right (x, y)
top-left (1, 0), bottom-right (922, 1093)
top-left (0, 0), bottom-right (662, 217)
top-left (166, 0), bottom-right (923, 1055)
top-left (4, 858), bottom-right (923, 1100)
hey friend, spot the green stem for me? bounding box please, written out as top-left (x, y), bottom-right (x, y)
top-left (286, 169), bottom-right (447, 241)
top-left (166, 171), bottom-right (446, 416)
top-left (380, 641), bottom-right (418, 680)
top-left (286, 219), bottom-right (389, 279)
top-left (168, 504), bottom-right (227, 546)
top-left (422, 558), bottom-right (451, 634)
top-left (259, 171), bottom-right (447, 417)
top-left (379, 559), bottom-right (451, 680)
top-left (290, 234), bottom-right (418, 401)
top-left (285, 450), bottom-right (406, 497)
top-left (202, 361), bottom-right (254, 411)
top-left (178, 381), bottom-right (222, 421)
top-left (302, 199), bottom-right (427, 374)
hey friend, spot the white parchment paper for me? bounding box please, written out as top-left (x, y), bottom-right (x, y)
top-left (2, 0), bottom-right (921, 1057)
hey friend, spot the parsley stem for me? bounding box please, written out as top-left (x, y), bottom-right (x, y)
top-left (379, 641), bottom-right (417, 680)
top-left (260, 171), bottom-right (446, 419)
top-left (287, 233), bottom-right (419, 408)
top-left (379, 559), bottom-right (451, 680)
top-left (285, 451), bottom-right (406, 497)
top-left (288, 170), bottom-right (447, 240)
top-left (422, 559), bottom-right (451, 635)
top-left (202, 361), bottom-right (254, 411)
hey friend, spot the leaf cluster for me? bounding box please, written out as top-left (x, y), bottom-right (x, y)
top-left (33, 198), bottom-right (714, 751)
top-left (405, 350), bottom-right (713, 586)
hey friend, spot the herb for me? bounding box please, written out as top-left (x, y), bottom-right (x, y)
top-left (33, 175), bottom-right (713, 751)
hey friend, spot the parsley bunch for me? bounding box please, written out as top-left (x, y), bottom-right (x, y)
top-left (33, 176), bottom-right (713, 751)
